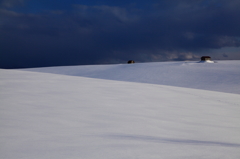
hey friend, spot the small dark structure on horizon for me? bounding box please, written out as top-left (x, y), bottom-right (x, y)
top-left (201, 56), bottom-right (211, 61)
top-left (128, 60), bottom-right (135, 64)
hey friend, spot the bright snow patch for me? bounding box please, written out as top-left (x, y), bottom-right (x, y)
top-left (23, 60), bottom-right (240, 94)
top-left (1, 66), bottom-right (240, 159)
top-left (199, 60), bottom-right (215, 63)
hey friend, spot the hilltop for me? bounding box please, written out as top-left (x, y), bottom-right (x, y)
top-left (24, 60), bottom-right (240, 94)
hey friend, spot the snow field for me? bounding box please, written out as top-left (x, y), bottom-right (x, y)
top-left (1, 68), bottom-right (240, 159)
top-left (24, 60), bottom-right (240, 94)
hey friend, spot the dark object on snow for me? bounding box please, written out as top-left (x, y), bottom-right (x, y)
top-left (201, 56), bottom-right (211, 61)
top-left (128, 60), bottom-right (135, 64)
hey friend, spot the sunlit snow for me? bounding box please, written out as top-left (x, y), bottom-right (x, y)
top-left (1, 61), bottom-right (240, 159)
top-left (24, 60), bottom-right (240, 94)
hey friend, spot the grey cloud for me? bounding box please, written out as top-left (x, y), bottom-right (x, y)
top-left (222, 53), bottom-right (228, 57)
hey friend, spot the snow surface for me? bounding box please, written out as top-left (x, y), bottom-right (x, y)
top-left (1, 61), bottom-right (240, 159)
top-left (23, 60), bottom-right (240, 94)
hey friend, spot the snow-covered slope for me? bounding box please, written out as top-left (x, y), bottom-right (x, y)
top-left (1, 69), bottom-right (240, 159)
top-left (23, 60), bottom-right (240, 94)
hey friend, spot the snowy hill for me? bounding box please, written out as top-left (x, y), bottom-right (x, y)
top-left (1, 61), bottom-right (240, 159)
top-left (23, 60), bottom-right (240, 94)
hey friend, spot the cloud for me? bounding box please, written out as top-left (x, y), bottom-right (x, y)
top-left (89, 5), bottom-right (130, 22)
top-left (0, 0), bottom-right (240, 68)
top-left (222, 53), bottom-right (228, 58)
top-left (0, 0), bottom-right (25, 8)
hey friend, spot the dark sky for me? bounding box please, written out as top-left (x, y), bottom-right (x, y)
top-left (1, 0), bottom-right (240, 68)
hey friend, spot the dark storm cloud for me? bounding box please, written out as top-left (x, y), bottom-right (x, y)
top-left (0, 0), bottom-right (24, 8)
top-left (0, 0), bottom-right (240, 68)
